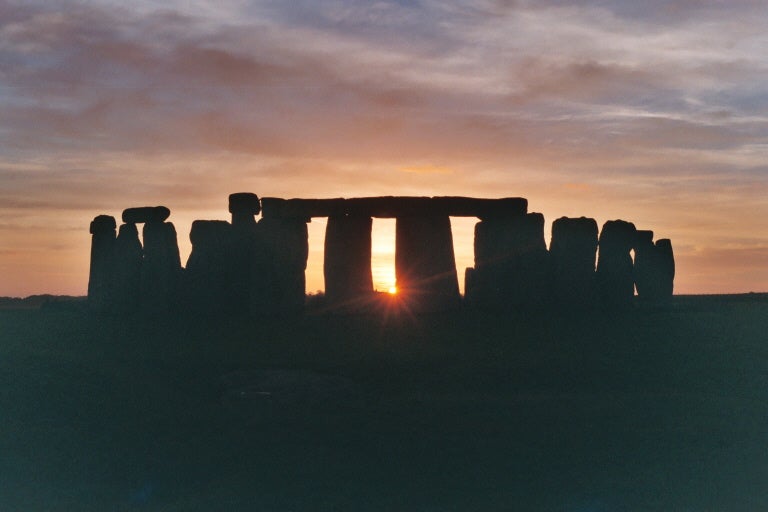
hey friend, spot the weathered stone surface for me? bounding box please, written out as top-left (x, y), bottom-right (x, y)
top-left (253, 217), bottom-right (309, 313)
top-left (596, 219), bottom-right (637, 307)
top-left (471, 213), bottom-right (549, 308)
top-left (122, 206), bottom-right (171, 224)
top-left (87, 215), bottom-right (116, 311)
top-left (395, 215), bottom-right (460, 311)
top-left (141, 221), bottom-right (182, 312)
top-left (549, 217), bottom-right (599, 305)
top-left (111, 223), bottom-right (143, 312)
top-left (260, 196), bottom-right (528, 219)
top-left (185, 220), bottom-right (235, 313)
top-left (323, 215), bottom-right (373, 308)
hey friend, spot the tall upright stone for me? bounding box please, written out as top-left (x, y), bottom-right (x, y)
top-left (324, 215), bottom-right (373, 308)
top-left (140, 213), bottom-right (182, 313)
top-left (88, 215), bottom-right (117, 312)
top-left (185, 220), bottom-right (234, 313)
top-left (633, 231), bottom-right (676, 301)
top-left (471, 212), bottom-right (548, 308)
top-left (550, 217), bottom-right (599, 306)
top-left (632, 230), bottom-right (655, 298)
top-left (256, 217), bottom-right (309, 314)
top-left (228, 193), bottom-right (261, 314)
top-left (395, 215), bottom-right (460, 311)
top-left (655, 239), bottom-right (675, 298)
top-left (596, 219), bottom-right (637, 307)
top-left (111, 223), bottom-right (143, 313)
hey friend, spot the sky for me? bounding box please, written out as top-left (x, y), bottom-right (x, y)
top-left (1, 0), bottom-right (767, 296)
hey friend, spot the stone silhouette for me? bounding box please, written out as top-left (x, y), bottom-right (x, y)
top-left (135, 208), bottom-right (182, 313)
top-left (111, 223), bottom-right (143, 313)
top-left (470, 209), bottom-right (549, 309)
top-left (88, 215), bottom-right (117, 312)
top-left (185, 220), bottom-right (234, 313)
top-left (655, 239), bottom-right (675, 298)
top-left (632, 230), bottom-right (655, 298)
top-left (89, 194), bottom-right (674, 315)
top-left (324, 215), bottom-right (374, 308)
top-left (549, 217), bottom-right (599, 306)
top-left (257, 217), bottom-right (309, 314)
top-left (227, 193), bottom-right (262, 314)
top-left (596, 220), bottom-right (637, 307)
top-left (123, 206), bottom-right (171, 224)
top-left (395, 214), bottom-right (461, 311)
top-left (634, 232), bottom-right (675, 300)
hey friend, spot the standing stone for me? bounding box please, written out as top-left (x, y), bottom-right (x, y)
top-left (227, 193), bottom-right (262, 314)
top-left (550, 217), bottom-right (599, 306)
top-left (324, 215), bottom-right (373, 308)
top-left (255, 217), bottom-right (309, 314)
top-left (395, 215), bottom-right (460, 311)
top-left (141, 220), bottom-right (182, 312)
top-left (632, 230), bottom-right (655, 298)
top-left (472, 213), bottom-right (549, 308)
top-left (655, 239), bottom-right (675, 298)
top-left (112, 223), bottom-right (143, 313)
top-left (88, 215), bottom-right (117, 312)
top-left (185, 220), bottom-right (234, 313)
top-left (633, 231), bottom-right (675, 301)
top-left (596, 220), bottom-right (637, 307)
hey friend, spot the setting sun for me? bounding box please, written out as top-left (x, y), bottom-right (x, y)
top-left (388, 286), bottom-right (398, 295)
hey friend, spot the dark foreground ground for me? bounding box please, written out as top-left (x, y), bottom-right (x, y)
top-left (1, 295), bottom-right (767, 511)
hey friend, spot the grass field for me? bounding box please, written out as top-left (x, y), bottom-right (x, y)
top-left (1, 295), bottom-right (767, 511)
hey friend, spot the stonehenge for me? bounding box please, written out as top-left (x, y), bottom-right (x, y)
top-left (324, 215), bottom-right (374, 307)
top-left (549, 217), bottom-right (599, 305)
top-left (596, 220), bottom-right (637, 307)
top-left (468, 212), bottom-right (549, 308)
top-left (634, 233), bottom-right (675, 300)
top-left (88, 195), bottom-right (675, 314)
top-left (396, 214), bottom-right (460, 311)
top-left (185, 220), bottom-right (235, 313)
top-left (87, 215), bottom-right (117, 312)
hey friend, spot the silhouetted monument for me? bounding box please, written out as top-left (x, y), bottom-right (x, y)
top-left (123, 206), bottom-right (171, 224)
top-left (396, 214), bottom-right (461, 311)
top-left (185, 220), bottom-right (234, 313)
top-left (655, 239), bottom-right (675, 298)
top-left (88, 215), bottom-right (116, 312)
top-left (89, 194), bottom-right (675, 315)
top-left (634, 231), bottom-right (675, 301)
top-left (633, 230), bottom-right (655, 298)
top-left (469, 206), bottom-right (554, 309)
top-left (550, 217), bottom-right (599, 305)
top-left (596, 220), bottom-right (637, 307)
top-left (111, 223), bottom-right (143, 312)
top-left (257, 216), bottom-right (309, 314)
top-left (134, 207), bottom-right (182, 312)
top-left (228, 193), bottom-right (262, 313)
top-left (324, 215), bottom-right (374, 308)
